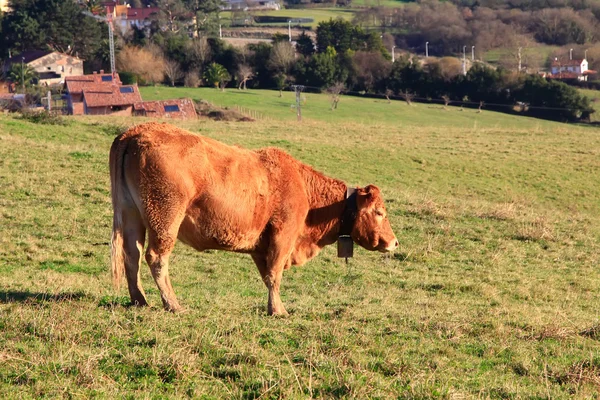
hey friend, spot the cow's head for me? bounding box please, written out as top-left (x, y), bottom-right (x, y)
top-left (351, 185), bottom-right (398, 253)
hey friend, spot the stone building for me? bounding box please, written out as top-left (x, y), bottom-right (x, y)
top-left (5, 51), bottom-right (84, 86)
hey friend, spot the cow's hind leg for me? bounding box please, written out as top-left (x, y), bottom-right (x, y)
top-left (146, 230), bottom-right (183, 312)
top-left (122, 209), bottom-right (148, 306)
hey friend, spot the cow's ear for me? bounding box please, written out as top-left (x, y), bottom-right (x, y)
top-left (357, 185), bottom-right (380, 209)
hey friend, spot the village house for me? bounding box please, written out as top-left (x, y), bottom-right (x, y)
top-left (64, 71), bottom-right (197, 119)
top-left (104, 2), bottom-right (160, 34)
top-left (548, 58), bottom-right (595, 81)
top-left (5, 51), bottom-right (84, 86)
top-left (65, 72), bottom-right (144, 116)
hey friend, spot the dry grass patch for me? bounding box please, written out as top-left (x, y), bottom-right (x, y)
top-left (513, 216), bottom-right (556, 243)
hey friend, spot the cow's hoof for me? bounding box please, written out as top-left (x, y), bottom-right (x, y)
top-left (268, 308), bottom-right (289, 317)
top-left (164, 303), bottom-right (185, 313)
top-left (130, 298), bottom-right (149, 307)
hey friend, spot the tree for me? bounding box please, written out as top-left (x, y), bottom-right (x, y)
top-left (184, 0), bottom-right (223, 37)
top-left (184, 71), bottom-right (201, 87)
top-left (154, 0), bottom-right (190, 33)
top-left (187, 37), bottom-right (211, 76)
top-left (117, 45), bottom-right (166, 84)
top-left (8, 63), bottom-right (38, 90)
top-left (273, 72), bottom-right (287, 97)
top-left (204, 62), bottom-right (231, 90)
top-left (316, 18), bottom-right (384, 54)
top-left (237, 64), bottom-right (253, 90)
top-left (327, 82), bottom-right (345, 110)
top-left (164, 59), bottom-right (184, 86)
top-left (305, 46), bottom-right (338, 89)
top-left (296, 31), bottom-right (315, 57)
top-left (269, 41), bottom-right (295, 73)
top-left (0, 0), bottom-right (104, 60)
top-left (352, 51), bottom-right (391, 93)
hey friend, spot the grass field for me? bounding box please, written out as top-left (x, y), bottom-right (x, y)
top-left (140, 87), bottom-right (562, 129)
top-left (482, 45), bottom-right (559, 67)
top-left (1, 91), bottom-right (600, 398)
top-left (222, 8), bottom-right (356, 29)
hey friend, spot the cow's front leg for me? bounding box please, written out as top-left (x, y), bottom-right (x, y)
top-left (252, 250), bottom-right (292, 316)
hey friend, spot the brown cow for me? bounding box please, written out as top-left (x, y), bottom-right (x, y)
top-left (109, 122), bottom-right (398, 315)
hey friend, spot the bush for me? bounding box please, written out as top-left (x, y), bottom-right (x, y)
top-left (18, 110), bottom-right (70, 126)
top-left (119, 71), bottom-right (138, 85)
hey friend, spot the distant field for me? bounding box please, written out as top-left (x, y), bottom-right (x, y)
top-left (253, 8), bottom-right (355, 28)
top-left (483, 44), bottom-right (559, 67)
top-left (222, 8), bottom-right (356, 29)
top-left (2, 91), bottom-right (600, 397)
top-left (351, 0), bottom-right (412, 7)
top-left (140, 86), bottom-right (563, 129)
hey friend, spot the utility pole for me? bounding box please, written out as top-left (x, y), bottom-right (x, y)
top-left (462, 45), bottom-right (466, 76)
top-left (425, 41), bottom-right (429, 58)
top-left (392, 45), bottom-right (396, 63)
top-left (108, 14), bottom-right (115, 77)
top-left (570, 48), bottom-right (573, 60)
top-left (21, 57), bottom-right (24, 92)
top-left (288, 20), bottom-right (291, 42)
top-left (219, 24), bottom-right (222, 39)
top-left (471, 45), bottom-right (475, 61)
top-left (518, 47), bottom-right (522, 73)
top-left (291, 85), bottom-right (304, 121)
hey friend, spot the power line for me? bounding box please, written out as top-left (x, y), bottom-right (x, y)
top-left (277, 84), bottom-right (592, 113)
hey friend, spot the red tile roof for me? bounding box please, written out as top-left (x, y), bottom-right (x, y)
top-left (65, 73), bottom-right (122, 94)
top-left (551, 59), bottom-right (585, 67)
top-left (83, 85), bottom-right (142, 107)
top-left (126, 7), bottom-right (160, 20)
top-left (133, 99), bottom-right (197, 119)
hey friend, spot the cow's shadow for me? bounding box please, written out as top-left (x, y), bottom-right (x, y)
top-left (0, 290), bottom-right (88, 304)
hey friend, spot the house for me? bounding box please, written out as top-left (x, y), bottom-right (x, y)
top-left (548, 58), bottom-right (596, 81)
top-left (82, 84), bottom-right (142, 115)
top-left (103, 2), bottom-right (160, 34)
top-left (133, 99), bottom-right (197, 119)
top-left (5, 51), bottom-right (84, 86)
top-left (64, 71), bottom-right (196, 119)
top-left (64, 72), bottom-right (124, 115)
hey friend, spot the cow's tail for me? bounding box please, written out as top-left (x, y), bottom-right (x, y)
top-left (109, 133), bottom-right (129, 290)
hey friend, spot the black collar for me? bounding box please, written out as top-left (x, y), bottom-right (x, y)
top-left (339, 187), bottom-right (357, 237)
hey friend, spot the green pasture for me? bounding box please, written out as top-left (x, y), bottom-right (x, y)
top-left (483, 44), bottom-right (559, 67)
top-left (351, 0), bottom-right (412, 7)
top-left (1, 91), bottom-right (600, 398)
top-left (141, 86), bottom-right (561, 130)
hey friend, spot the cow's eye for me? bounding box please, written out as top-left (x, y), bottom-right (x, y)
top-left (375, 210), bottom-right (384, 217)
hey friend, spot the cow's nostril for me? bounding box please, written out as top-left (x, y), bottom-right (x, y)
top-left (394, 240), bottom-right (399, 248)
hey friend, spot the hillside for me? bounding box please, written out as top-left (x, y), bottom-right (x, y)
top-left (140, 87), bottom-right (569, 128)
top-left (1, 100), bottom-right (600, 397)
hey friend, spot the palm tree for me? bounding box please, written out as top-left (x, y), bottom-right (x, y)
top-left (8, 63), bottom-right (38, 90)
top-left (203, 63), bottom-right (231, 91)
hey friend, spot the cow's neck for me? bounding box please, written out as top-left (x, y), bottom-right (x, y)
top-left (292, 165), bottom-right (349, 266)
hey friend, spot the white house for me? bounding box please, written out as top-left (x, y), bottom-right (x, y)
top-left (550, 58), bottom-right (594, 81)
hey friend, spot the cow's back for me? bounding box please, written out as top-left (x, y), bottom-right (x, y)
top-left (118, 123), bottom-right (302, 253)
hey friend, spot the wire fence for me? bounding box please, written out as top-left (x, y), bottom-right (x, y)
top-left (284, 84), bottom-right (594, 113)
